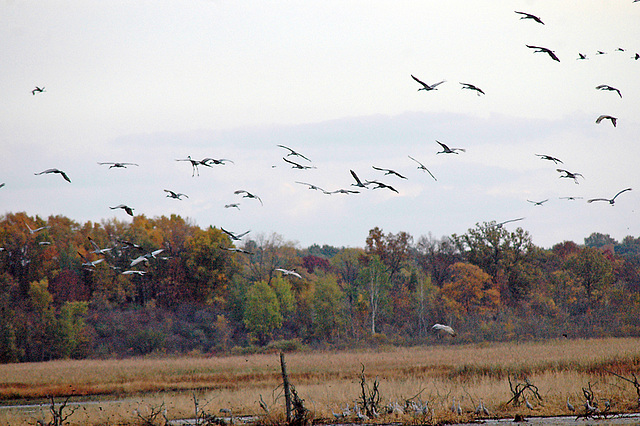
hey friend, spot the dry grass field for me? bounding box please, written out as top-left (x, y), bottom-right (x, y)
top-left (1, 337), bottom-right (640, 425)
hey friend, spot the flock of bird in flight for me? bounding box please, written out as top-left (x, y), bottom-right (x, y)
top-left (7, 7), bottom-right (636, 274)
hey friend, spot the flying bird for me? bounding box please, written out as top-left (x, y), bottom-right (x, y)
top-left (25, 222), bottom-right (50, 234)
top-left (164, 189), bottom-right (188, 200)
top-left (596, 50), bottom-right (606, 55)
top-left (527, 199), bottom-right (549, 206)
top-left (201, 157), bottom-right (234, 166)
top-left (459, 82), bottom-right (485, 95)
top-left (577, 53), bottom-right (588, 60)
top-left (372, 166), bottom-right (407, 179)
top-left (436, 140), bottom-right (465, 154)
top-left (350, 170), bottom-right (369, 188)
top-left (595, 115), bottom-right (617, 127)
top-left (328, 188), bottom-right (360, 194)
top-left (535, 154), bottom-right (563, 164)
top-left (78, 252), bottom-right (105, 269)
top-left (32, 86), bottom-right (45, 95)
top-left (633, 53), bottom-right (639, 60)
top-left (277, 145), bottom-right (311, 162)
top-left (366, 180), bottom-right (399, 193)
top-left (411, 75), bottom-right (446, 91)
top-left (492, 217), bottom-right (525, 228)
top-left (275, 268), bottom-right (302, 279)
top-left (587, 188), bottom-right (632, 205)
top-left (88, 237), bottom-right (113, 255)
top-left (432, 323), bottom-right (456, 336)
top-left (224, 203), bottom-right (240, 209)
top-left (557, 169), bottom-right (584, 184)
top-left (408, 155), bottom-right (437, 181)
top-left (596, 84), bottom-right (622, 98)
top-left (110, 204), bottom-right (135, 216)
top-left (122, 270), bottom-right (146, 276)
top-left (282, 157), bottom-right (316, 169)
top-left (234, 190), bottom-right (263, 205)
top-left (129, 255), bottom-right (149, 267)
top-left (221, 227), bottom-right (250, 241)
top-left (34, 168), bottom-right (71, 182)
top-left (526, 45), bottom-right (560, 62)
top-left (559, 196), bottom-right (583, 201)
top-left (295, 182), bottom-right (328, 193)
top-left (176, 156), bottom-right (211, 176)
top-left (222, 246), bottom-right (253, 255)
top-left (514, 11), bottom-right (544, 24)
top-left (0, 183), bottom-right (4, 189)
top-left (98, 162), bottom-right (139, 169)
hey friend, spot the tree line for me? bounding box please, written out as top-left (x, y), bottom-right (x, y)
top-left (1, 211), bottom-right (639, 363)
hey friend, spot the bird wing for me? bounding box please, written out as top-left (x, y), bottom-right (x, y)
top-left (430, 80), bottom-right (446, 88)
top-left (612, 188), bottom-right (632, 200)
top-left (411, 74), bottom-right (428, 88)
top-left (282, 156), bottom-right (302, 168)
top-left (587, 198), bottom-right (609, 203)
top-left (436, 140), bottom-right (450, 151)
top-left (350, 170), bottom-right (365, 186)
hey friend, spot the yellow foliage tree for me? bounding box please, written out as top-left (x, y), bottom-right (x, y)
top-left (440, 262), bottom-right (500, 319)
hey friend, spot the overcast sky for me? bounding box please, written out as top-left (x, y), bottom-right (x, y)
top-left (1, 1), bottom-right (639, 249)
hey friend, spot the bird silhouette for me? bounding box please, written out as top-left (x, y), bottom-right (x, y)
top-left (283, 157), bottom-right (316, 169)
top-left (328, 188), bottom-right (360, 194)
top-left (411, 75), bottom-right (446, 91)
top-left (432, 323), bottom-right (456, 336)
top-left (408, 155), bottom-right (437, 181)
top-left (176, 156), bottom-right (211, 176)
top-left (557, 169), bottom-right (584, 184)
top-left (587, 188), bottom-right (632, 205)
top-left (32, 86), bottom-right (46, 95)
top-left (515, 11), bottom-right (544, 24)
top-left (372, 166), bottom-right (407, 179)
top-left (536, 154), bottom-right (563, 164)
top-left (221, 227), bottom-right (251, 241)
top-left (559, 196), bottom-right (583, 201)
top-left (595, 115), bottom-right (617, 127)
top-left (98, 162), bottom-right (139, 169)
top-left (224, 203), bottom-right (240, 209)
top-left (295, 181), bottom-right (328, 193)
top-left (596, 84), bottom-right (622, 98)
top-left (122, 270), bottom-right (146, 276)
top-left (222, 246), bottom-right (253, 255)
top-left (491, 217), bottom-right (525, 228)
top-left (577, 53), bottom-right (588, 60)
top-left (277, 145), bottom-right (311, 162)
top-left (201, 157), bottom-right (234, 165)
top-left (460, 82), bottom-right (485, 95)
top-left (88, 237), bottom-right (113, 254)
top-left (366, 180), bottom-right (399, 193)
top-left (110, 204), bottom-right (134, 216)
top-left (164, 189), bottom-right (188, 200)
top-left (526, 45), bottom-right (560, 62)
top-left (34, 168), bottom-right (71, 182)
top-left (527, 199), bottom-right (549, 206)
top-left (350, 170), bottom-right (369, 188)
top-left (234, 190), bottom-right (263, 205)
top-left (436, 140), bottom-right (465, 154)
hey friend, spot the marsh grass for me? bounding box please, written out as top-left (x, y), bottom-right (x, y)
top-left (1, 337), bottom-right (640, 425)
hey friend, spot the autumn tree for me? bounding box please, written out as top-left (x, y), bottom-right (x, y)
top-left (440, 262), bottom-right (500, 320)
top-left (365, 227), bottom-right (413, 283)
top-left (566, 246), bottom-right (615, 310)
top-left (451, 222), bottom-right (537, 304)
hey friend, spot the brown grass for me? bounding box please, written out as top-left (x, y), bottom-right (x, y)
top-left (1, 337), bottom-right (640, 425)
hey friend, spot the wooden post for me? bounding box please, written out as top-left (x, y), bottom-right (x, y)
top-left (280, 352), bottom-right (292, 422)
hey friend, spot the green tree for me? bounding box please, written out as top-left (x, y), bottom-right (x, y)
top-left (243, 281), bottom-right (283, 345)
top-left (311, 274), bottom-right (344, 341)
top-left (58, 301), bottom-right (89, 358)
top-left (359, 256), bottom-right (391, 335)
